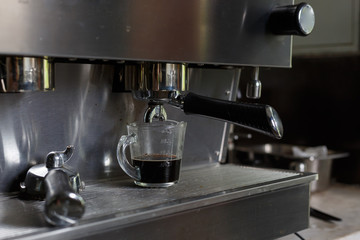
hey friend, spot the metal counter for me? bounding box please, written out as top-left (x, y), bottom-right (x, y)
top-left (0, 164), bottom-right (316, 240)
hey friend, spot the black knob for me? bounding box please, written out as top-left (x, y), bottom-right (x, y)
top-left (269, 2), bottom-right (315, 36)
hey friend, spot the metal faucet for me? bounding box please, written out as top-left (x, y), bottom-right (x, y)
top-left (20, 146), bottom-right (85, 226)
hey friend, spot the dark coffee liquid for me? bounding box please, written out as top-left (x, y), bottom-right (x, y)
top-left (132, 154), bottom-right (181, 183)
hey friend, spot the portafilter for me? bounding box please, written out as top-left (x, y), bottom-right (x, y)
top-left (119, 62), bottom-right (283, 139)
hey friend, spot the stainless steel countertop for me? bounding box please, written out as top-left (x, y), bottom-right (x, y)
top-left (0, 164), bottom-right (316, 240)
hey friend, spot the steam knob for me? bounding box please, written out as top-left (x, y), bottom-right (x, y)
top-left (46, 145), bottom-right (74, 168)
top-left (269, 2), bottom-right (315, 36)
top-left (20, 146), bottom-right (85, 226)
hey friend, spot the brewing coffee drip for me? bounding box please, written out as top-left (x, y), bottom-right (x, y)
top-left (20, 146), bottom-right (85, 226)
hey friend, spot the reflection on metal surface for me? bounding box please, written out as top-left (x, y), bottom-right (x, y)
top-left (0, 56), bottom-right (54, 92)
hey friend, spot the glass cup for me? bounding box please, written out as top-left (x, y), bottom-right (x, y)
top-left (116, 120), bottom-right (187, 187)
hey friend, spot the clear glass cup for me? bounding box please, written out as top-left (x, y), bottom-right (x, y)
top-left (116, 120), bottom-right (187, 187)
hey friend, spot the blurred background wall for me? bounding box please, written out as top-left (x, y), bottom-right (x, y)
top-left (236, 56), bottom-right (360, 183)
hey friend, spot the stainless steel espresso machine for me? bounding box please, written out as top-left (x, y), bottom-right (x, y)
top-left (0, 1), bottom-right (316, 239)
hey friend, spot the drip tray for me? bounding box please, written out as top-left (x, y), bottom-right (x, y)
top-left (0, 164), bottom-right (317, 240)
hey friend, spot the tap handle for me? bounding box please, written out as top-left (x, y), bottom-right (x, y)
top-left (183, 92), bottom-right (283, 139)
top-left (269, 2), bottom-right (315, 36)
top-left (44, 169), bottom-right (85, 226)
top-left (46, 145), bottom-right (74, 168)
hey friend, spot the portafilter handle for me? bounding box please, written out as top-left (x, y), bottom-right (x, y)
top-left (119, 62), bottom-right (283, 138)
top-left (179, 92), bottom-right (283, 139)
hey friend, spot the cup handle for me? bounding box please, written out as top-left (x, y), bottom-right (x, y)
top-left (116, 133), bottom-right (141, 181)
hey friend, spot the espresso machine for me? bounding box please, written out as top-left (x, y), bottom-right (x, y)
top-left (0, 1), bottom-right (316, 239)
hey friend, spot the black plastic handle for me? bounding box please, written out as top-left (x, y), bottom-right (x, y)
top-left (44, 169), bottom-right (85, 226)
top-left (183, 92), bottom-right (283, 139)
top-left (269, 2), bottom-right (315, 36)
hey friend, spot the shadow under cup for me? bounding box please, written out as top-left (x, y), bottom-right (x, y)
top-left (117, 120), bottom-right (187, 187)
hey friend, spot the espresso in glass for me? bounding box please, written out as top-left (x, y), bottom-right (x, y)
top-left (132, 154), bottom-right (181, 184)
top-left (117, 120), bottom-right (186, 187)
